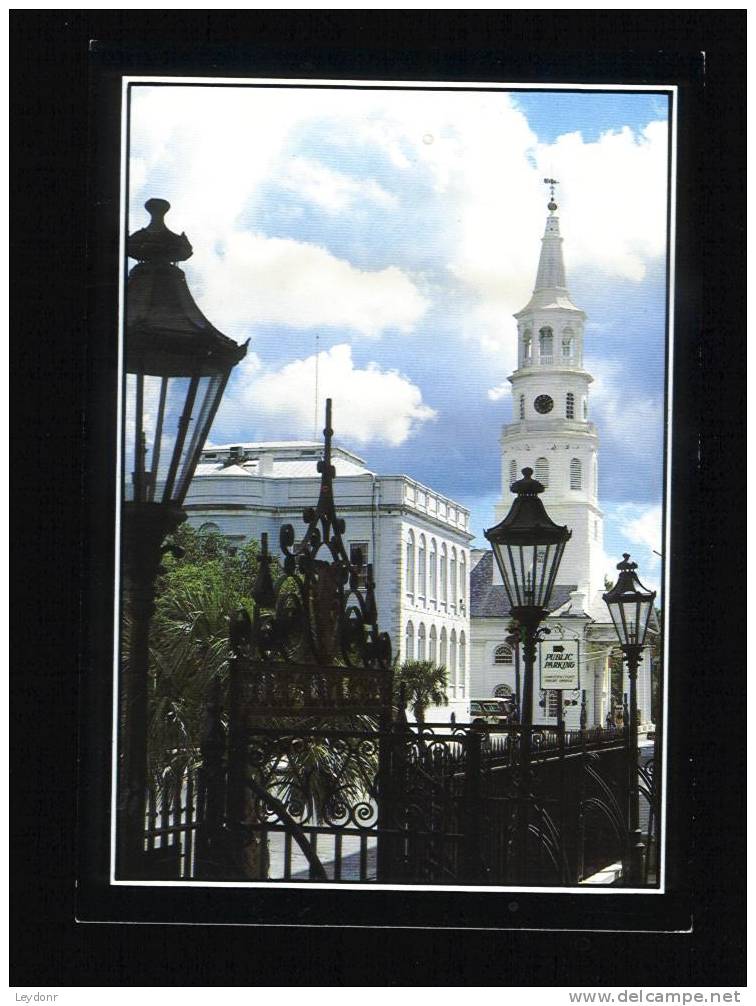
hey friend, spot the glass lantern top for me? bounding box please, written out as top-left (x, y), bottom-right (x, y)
top-left (485, 467), bottom-right (572, 547)
top-left (602, 553), bottom-right (657, 647)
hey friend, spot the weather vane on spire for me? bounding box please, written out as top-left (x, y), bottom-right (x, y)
top-left (544, 177), bottom-right (559, 212)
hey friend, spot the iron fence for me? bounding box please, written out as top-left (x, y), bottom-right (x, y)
top-left (140, 719), bottom-right (656, 887)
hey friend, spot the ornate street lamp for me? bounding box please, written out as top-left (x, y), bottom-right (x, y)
top-left (484, 467), bottom-right (571, 880)
top-left (118, 198), bottom-right (247, 877)
top-left (603, 553), bottom-right (656, 886)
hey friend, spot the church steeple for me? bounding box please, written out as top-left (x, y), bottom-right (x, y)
top-left (518, 180), bottom-right (582, 316)
top-left (497, 181), bottom-right (604, 618)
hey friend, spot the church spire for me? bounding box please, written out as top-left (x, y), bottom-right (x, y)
top-left (518, 179), bottom-right (582, 315)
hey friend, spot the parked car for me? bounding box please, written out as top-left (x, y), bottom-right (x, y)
top-left (469, 698), bottom-right (513, 727)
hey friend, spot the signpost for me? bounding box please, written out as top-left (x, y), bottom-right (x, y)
top-left (539, 639), bottom-right (580, 691)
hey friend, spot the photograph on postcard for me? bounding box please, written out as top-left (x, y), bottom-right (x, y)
top-left (115, 79), bottom-right (672, 891)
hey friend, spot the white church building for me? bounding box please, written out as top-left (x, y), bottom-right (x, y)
top-left (184, 441), bottom-right (474, 722)
top-left (468, 190), bottom-right (654, 731)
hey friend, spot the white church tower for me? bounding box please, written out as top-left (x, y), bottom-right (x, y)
top-left (494, 180), bottom-right (605, 614)
top-left (471, 180), bottom-right (656, 731)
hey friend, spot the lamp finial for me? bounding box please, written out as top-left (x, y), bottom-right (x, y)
top-left (511, 467), bottom-right (545, 496)
top-left (127, 197), bottom-right (193, 264)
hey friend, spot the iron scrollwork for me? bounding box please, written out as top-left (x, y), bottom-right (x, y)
top-left (229, 399), bottom-right (393, 718)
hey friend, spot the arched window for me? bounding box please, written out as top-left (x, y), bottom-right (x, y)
top-left (198, 522), bottom-right (221, 535)
top-left (519, 394), bottom-right (525, 419)
top-left (566, 392), bottom-right (575, 419)
top-left (494, 683), bottom-right (513, 699)
top-left (417, 535), bottom-right (426, 598)
top-left (535, 457), bottom-right (549, 486)
top-left (450, 548), bottom-right (457, 612)
top-left (594, 519), bottom-right (599, 541)
top-left (593, 456), bottom-right (598, 495)
top-left (570, 457), bottom-right (582, 490)
top-left (494, 644), bottom-right (513, 665)
top-left (460, 553), bottom-right (467, 608)
top-left (440, 545), bottom-right (448, 605)
top-left (417, 622), bottom-right (426, 660)
top-left (509, 459), bottom-right (518, 484)
top-left (439, 627), bottom-right (448, 668)
top-left (449, 630), bottom-right (458, 690)
top-left (459, 632), bottom-right (466, 696)
top-left (429, 539), bottom-right (437, 602)
top-left (406, 530), bottom-right (415, 596)
top-left (429, 625), bottom-right (438, 663)
top-left (561, 329), bottom-right (574, 360)
top-left (539, 326), bottom-right (553, 361)
top-left (583, 397), bottom-right (588, 419)
top-left (523, 330), bottom-right (532, 363)
top-left (405, 621), bottom-right (414, 660)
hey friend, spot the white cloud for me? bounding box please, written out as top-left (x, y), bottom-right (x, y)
top-left (588, 358), bottom-right (664, 459)
top-left (535, 122), bottom-right (668, 281)
top-left (604, 502), bottom-right (663, 597)
top-left (279, 157), bottom-right (398, 213)
top-left (185, 231), bottom-right (427, 340)
top-left (129, 87), bottom-right (428, 344)
top-left (217, 343), bottom-right (436, 447)
top-left (617, 502), bottom-right (663, 556)
top-left (487, 382), bottom-right (510, 402)
top-left (128, 84), bottom-right (667, 413)
top-left (321, 90), bottom-right (668, 359)
top-left (449, 115), bottom-right (668, 355)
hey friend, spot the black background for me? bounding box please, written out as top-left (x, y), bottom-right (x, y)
top-left (12, 12), bottom-right (745, 987)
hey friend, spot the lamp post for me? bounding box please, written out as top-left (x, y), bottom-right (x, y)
top-left (118, 199), bottom-right (247, 877)
top-left (484, 467), bottom-right (571, 881)
top-left (602, 553), bottom-right (656, 887)
top-left (505, 628), bottom-right (521, 714)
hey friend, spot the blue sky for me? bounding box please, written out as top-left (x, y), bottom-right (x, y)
top-left (128, 83), bottom-right (669, 592)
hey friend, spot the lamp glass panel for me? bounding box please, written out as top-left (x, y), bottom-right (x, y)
top-left (492, 539), bottom-right (566, 612)
top-left (125, 373), bottom-right (190, 504)
top-left (606, 596), bottom-right (654, 646)
top-left (124, 372), bottom-right (225, 506)
top-left (173, 372), bottom-right (225, 503)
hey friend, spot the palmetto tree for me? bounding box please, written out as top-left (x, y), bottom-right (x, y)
top-left (395, 659), bottom-right (449, 726)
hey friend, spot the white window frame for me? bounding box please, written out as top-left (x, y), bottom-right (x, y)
top-left (570, 458), bottom-right (582, 490)
top-left (405, 621), bottom-right (415, 660)
top-left (429, 539), bottom-right (437, 603)
top-left (349, 540), bottom-right (370, 589)
top-left (406, 530), bottom-right (415, 597)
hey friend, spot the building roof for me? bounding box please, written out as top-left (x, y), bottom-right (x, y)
top-left (195, 453), bottom-right (372, 480)
top-left (469, 550), bottom-right (578, 618)
top-left (514, 210), bottom-right (584, 317)
top-left (192, 440), bottom-right (471, 530)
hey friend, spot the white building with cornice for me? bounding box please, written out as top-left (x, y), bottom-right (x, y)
top-left (184, 440), bottom-right (474, 722)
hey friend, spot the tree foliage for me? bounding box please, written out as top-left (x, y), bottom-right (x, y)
top-left (145, 525), bottom-right (276, 782)
top-left (394, 659), bottom-right (449, 725)
top-left (141, 524), bottom-right (387, 878)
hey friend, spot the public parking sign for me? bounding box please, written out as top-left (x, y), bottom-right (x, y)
top-left (539, 639), bottom-right (580, 690)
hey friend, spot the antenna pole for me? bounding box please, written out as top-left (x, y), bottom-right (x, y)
top-left (314, 332), bottom-right (320, 439)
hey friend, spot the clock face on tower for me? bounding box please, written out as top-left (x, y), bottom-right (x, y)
top-left (534, 394), bottom-right (554, 414)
